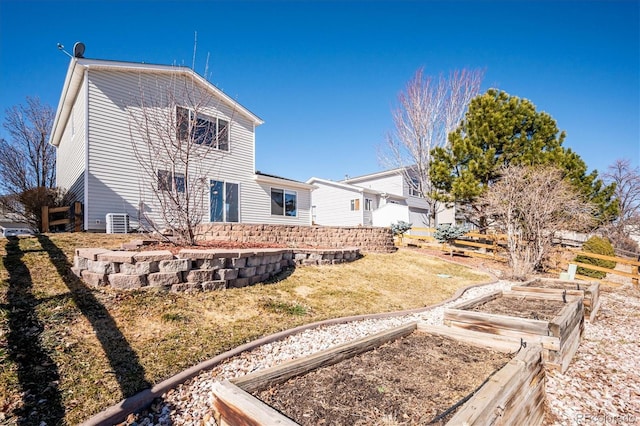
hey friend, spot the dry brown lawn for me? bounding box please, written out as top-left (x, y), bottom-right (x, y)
top-left (0, 233), bottom-right (490, 425)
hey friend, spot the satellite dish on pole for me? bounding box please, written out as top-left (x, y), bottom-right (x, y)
top-left (73, 42), bottom-right (85, 58)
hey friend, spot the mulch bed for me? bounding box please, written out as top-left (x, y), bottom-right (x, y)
top-left (254, 333), bottom-right (511, 426)
top-left (468, 296), bottom-right (567, 322)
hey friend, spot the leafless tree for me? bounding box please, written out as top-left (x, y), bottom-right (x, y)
top-left (0, 97), bottom-right (62, 228)
top-left (481, 165), bottom-right (595, 280)
top-left (602, 159), bottom-right (640, 252)
top-left (128, 70), bottom-right (234, 245)
top-left (379, 67), bottom-right (484, 226)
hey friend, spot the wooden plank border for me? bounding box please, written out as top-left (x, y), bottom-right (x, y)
top-left (211, 323), bottom-right (546, 426)
top-left (512, 278), bottom-right (600, 322)
top-left (444, 291), bottom-right (584, 373)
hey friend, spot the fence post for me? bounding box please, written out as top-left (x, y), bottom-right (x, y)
top-left (74, 202), bottom-right (83, 232)
top-left (41, 206), bottom-right (49, 233)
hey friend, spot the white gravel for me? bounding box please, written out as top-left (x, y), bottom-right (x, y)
top-left (544, 287), bottom-right (640, 425)
top-left (125, 281), bottom-right (640, 426)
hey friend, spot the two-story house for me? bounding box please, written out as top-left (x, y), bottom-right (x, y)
top-left (307, 168), bottom-right (455, 228)
top-left (49, 55), bottom-right (313, 232)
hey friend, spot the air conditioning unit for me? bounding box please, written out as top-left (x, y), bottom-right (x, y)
top-left (106, 213), bottom-right (129, 234)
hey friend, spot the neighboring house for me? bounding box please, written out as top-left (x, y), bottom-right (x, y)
top-left (0, 221), bottom-right (35, 237)
top-left (49, 55), bottom-right (313, 232)
top-left (307, 168), bottom-right (455, 228)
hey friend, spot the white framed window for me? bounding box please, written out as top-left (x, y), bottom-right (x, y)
top-left (271, 188), bottom-right (297, 217)
top-left (364, 198), bottom-right (373, 211)
top-left (210, 180), bottom-right (239, 222)
top-left (408, 177), bottom-right (421, 197)
top-left (176, 106), bottom-right (229, 151)
top-left (350, 199), bottom-right (360, 211)
top-left (157, 170), bottom-right (185, 193)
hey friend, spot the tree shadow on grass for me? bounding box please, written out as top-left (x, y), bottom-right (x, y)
top-left (4, 236), bottom-right (65, 425)
top-left (35, 235), bottom-right (150, 405)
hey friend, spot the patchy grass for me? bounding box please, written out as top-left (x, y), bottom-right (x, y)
top-left (0, 233), bottom-right (490, 425)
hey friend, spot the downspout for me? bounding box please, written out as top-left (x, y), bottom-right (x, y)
top-left (83, 67), bottom-right (90, 231)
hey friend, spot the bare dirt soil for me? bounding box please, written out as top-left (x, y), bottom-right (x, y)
top-left (468, 296), bottom-right (567, 322)
top-left (254, 333), bottom-right (511, 426)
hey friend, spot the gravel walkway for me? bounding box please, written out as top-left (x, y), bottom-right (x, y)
top-left (125, 282), bottom-right (640, 426)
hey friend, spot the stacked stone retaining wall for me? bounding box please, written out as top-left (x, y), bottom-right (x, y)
top-left (72, 247), bottom-right (361, 292)
top-left (196, 224), bottom-right (396, 253)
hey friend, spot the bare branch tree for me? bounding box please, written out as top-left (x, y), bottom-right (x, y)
top-left (128, 69), bottom-right (234, 245)
top-left (481, 165), bottom-right (595, 280)
top-left (379, 67), bottom-right (484, 226)
top-left (602, 158), bottom-right (640, 252)
top-left (0, 97), bottom-right (61, 228)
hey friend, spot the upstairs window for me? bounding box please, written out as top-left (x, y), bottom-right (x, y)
top-left (408, 177), bottom-right (422, 197)
top-left (158, 169), bottom-right (185, 193)
top-left (176, 106), bottom-right (229, 151)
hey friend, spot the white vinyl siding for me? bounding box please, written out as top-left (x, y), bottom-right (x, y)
top-left (309, 181), bottom-right (363, 226)
top-left (80, 68), bottom-right (310, 231)
top-left (363, 197), bottom-right (376, 226)
top-left (346, 173), bottom-right (403, 196)
top-left (55, 83), bottom-right (86, 206)
top-left (86, 70), bottom-right (253, 230)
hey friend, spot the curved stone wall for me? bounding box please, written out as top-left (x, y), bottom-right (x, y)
top-left (72, 247), bottom-right (361, 292)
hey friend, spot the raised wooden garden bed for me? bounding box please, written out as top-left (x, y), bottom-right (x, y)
top-left (511, 278), bottom-right (600, 322)
top-left (211, 322), bottom-right (546, 425)
top-left (444, 290), bottom-right (584, 373)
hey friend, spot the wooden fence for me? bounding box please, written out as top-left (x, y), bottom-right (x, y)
top-left (400, 227), bottom-right (640, 285)
top-left (562, 249), bottom-right (640, 286)
top-left (400, 227), bottom-right (508, 261)
top-left (41, 202), bottom-right (83, 232)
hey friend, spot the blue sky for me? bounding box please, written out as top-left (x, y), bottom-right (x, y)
top-left (0, 0), bottom-right (638, 183)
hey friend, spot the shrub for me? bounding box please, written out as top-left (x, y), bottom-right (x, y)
top-left (433, 224), bottom-right (467, 244)
top-left (391, 221), bottom-right (412, 236)
top-left (575, 236), bottom-right (617, 279)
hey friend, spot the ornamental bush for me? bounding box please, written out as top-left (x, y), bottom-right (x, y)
top-left (575, 236), bottom-right (616, 279)
top-left (391, 221), bottom-right (412, 236)
top-left (433, 224), bottom-right (467, 244)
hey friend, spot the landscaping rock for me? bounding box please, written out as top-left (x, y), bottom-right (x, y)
top-left (227, 278), bottom-right (249, 288)
top-left (202, 281), bottom-right (226, 291)
top-left (148, 272), bottom-right (181, 287)
top-left (81, 270), bottom-right (109, 287)
top-left (75, 248), bottom-right (111, 261)
top-left (119, 261), bottom-right (159, 275)
top-left (170, 283), bottom-right (202, 293)
top-left (186, 269), bottom-right (216, 283)
top-left (133, 250), bottom-right (174, 262)
top-left (215, 268), bottom-right (238, 281)
top-left (97, 251), bottom-right (136, 264)
top-left (109, 273), bottom-right (146, 289)
top-left (238, 267), bottom-right (256, 278)
top-left (159, 259), bottom-right (190, 273)
top-left (88, 260), bottom-right (116, 275)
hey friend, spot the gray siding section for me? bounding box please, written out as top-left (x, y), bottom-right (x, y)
top-left (85, 69), bottom-right (309, 231)
top-left (55, 78), bottom-right (86, 205)
top-left (409, 208), bottom-right (429, 228)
